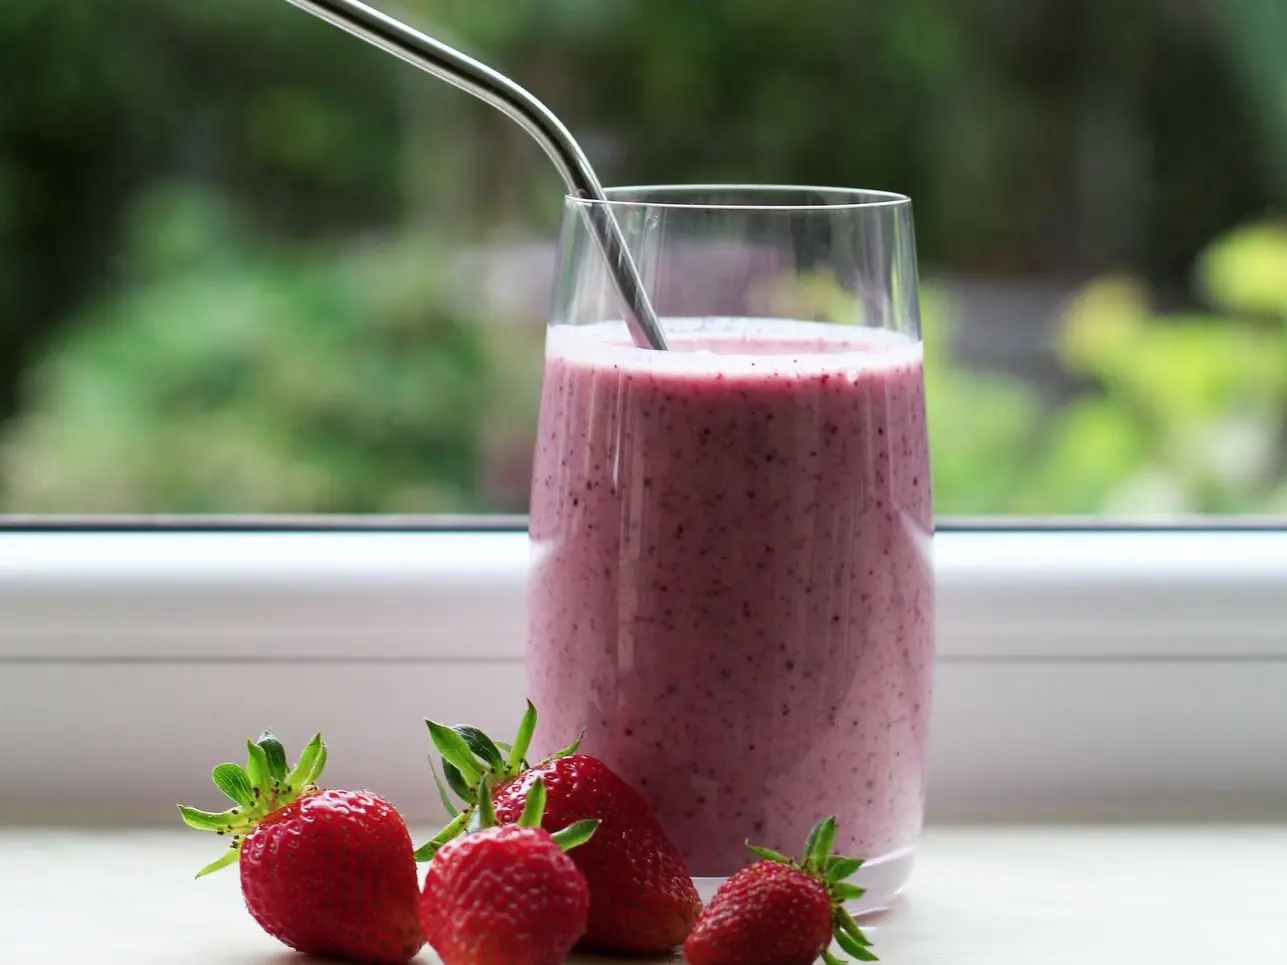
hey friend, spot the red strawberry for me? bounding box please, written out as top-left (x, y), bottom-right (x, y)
top-left (683, 815), bottom-right (877, 965)
top-left (418, 703), bottom-right (702, 953)
top-left (179, 732), bottom-right (424, 965)
top-left (420, 775), bottom-right (598, 965)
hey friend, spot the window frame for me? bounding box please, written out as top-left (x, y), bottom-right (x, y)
top-left (2, 523), bottom-right (1284, 824)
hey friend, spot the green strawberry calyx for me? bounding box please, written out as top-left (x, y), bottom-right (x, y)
top-left (177, 731), bottom-right (327, 878)
top-left (416, 774), bottom-right (598, 860)
top-left (414, 700), bottom-right (580, 860)
top-left (746, 815), bottom-right (879, 963)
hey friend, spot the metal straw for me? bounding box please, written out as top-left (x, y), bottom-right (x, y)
top-left (280, 0), bottom-right (669, 351)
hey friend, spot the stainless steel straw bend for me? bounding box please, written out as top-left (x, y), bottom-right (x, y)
top-left (281, 0), bottom-right (669, 351)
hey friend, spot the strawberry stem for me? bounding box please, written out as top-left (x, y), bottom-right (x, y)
top-left (178, 732), bottom-right (325, 878)
top-left (835, 930), bottom-right (879, 962)
top-left (283, 734), bottom-right (326, 791)
top-left (801, 815), bottom-right (837, 873)
top-left (467, 775), bottom-right (499, 833)
top-left (746, 843), bottom-right (792, 864)
top-left (746, 815), bottom-right (879, 962)
top-left (825, 856), bottom-right (864, 881)
top-left (430, 759), bottom-right (460, 818)
top-left (442, 760), bottom-right (472, 800)
top-left (426, 720), bottom-right (486, 784)
top-left (255, 731), bottom-right (289, 782)
top-left (550, 819), bottom-right (598, 852)
top-left (506, 700), bottom-right (537, 772)
top-left (835, 910), bottom-right (871, 945)
top-left (414, 702), bottom-right (592, 861)
top-left (245, 739), bottom-right (273, 794)
top-left (414, 811), bottom-right (469, 860)
top-left (455, 725), bottom-right (505, 770)
top-left (832, 882), bottom-right (867, 901)
top-left (517, 777), bottom-right (547, 828)
top-left (546, 730), bottom-right (584, 760)
top-left (211, 763), bottom-right (254, 808)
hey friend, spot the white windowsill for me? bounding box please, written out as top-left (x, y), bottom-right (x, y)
top-left (5, 825), bottom-right (1285, 963)
top-left (1, 528), bottom-right (1286, 823)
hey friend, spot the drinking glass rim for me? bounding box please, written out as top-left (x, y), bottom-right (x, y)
top-left (567, 184), bottom-right (911, 212)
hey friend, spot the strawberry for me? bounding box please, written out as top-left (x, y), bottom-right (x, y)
top-left (683, 815), bottom-right (878, 965)
top-left (178, 731), bottom-right (424, 965)
top-left (420, 775), bottom-right (598, 965)
top-left (417, 702), bottom-right (702, 952)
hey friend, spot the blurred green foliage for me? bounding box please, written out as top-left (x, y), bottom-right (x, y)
top-left (417, 0), bottom-right (1285, 277)
top-left (1048, 222), bottom-right (1287, 515)
top-left (929, 221), bottom-right (1287, 515)
top-left (0, 185), bottom-right (495, 512)
top-left (0, 0), bottom-right (1285, 515)
top-left (5, 199), bottom-right (1283, 515)
top-left (920, 288), bottom-right (1047, 516)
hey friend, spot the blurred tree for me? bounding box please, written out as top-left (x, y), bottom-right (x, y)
top-left (2, 0), bottom-right (1285, 514)
top-left (919, 289), bottom-right (1047, 516)
top-left (1038, 221), bottom-right (1287, 515)
top-left (765, 221), bottom-right (1287, 515)
top-left (1208, 0), bottom-right (1287, 207)
top-left (409, 0), bottom-right (1280, 280)
top-left (0, 185), bottom-right (495, 512)
top-left (0, 0), bottom-right (406, 420)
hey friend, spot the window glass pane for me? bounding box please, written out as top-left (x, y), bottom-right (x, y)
top-left (2, 1), bottom-right (1284, 515)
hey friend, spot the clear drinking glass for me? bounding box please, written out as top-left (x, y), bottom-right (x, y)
top-left (526, 186), bottom-right (933, 910)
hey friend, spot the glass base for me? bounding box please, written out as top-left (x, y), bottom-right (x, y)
top-left (694, 844), bottom-right (916, 916)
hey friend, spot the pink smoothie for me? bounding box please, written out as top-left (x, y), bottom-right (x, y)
top-left (526, 318), bottom-right (933, 881)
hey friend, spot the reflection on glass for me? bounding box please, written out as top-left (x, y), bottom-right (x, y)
top-left (527, 187), bottom-right (931, 907)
